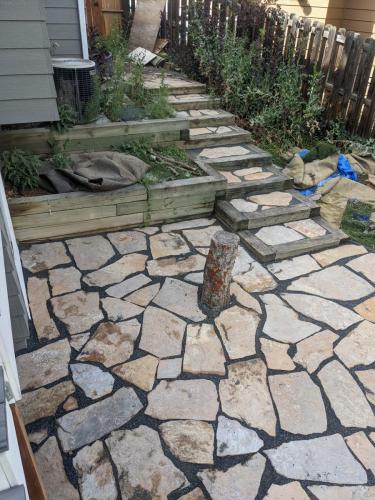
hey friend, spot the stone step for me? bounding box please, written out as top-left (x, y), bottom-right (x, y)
top-left (168, 94), bottom-right (221, 111)
top-left (238, 217), bottom-right (348, 263)
top-left (176, 109), bottom-right (236, 128)
top-left (216, 190), bottom-right (321, 231)
top-left (183, 125), bottom-right (252, 149)
top-left (144, 73), bottom-right (207, 95)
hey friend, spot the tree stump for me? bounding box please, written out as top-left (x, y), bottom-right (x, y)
top-left (201, 230), bottom-right (240, 311)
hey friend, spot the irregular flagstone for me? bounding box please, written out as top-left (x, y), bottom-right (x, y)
top-left (145, 379), bottom-right (219, 421)
top-left (182, 225), bottom-right (222, 247)
top-left (312, 244), bottom-right (367, 267)
top-left (83, 253), bottom-right (148, 287)
top-left (260, 338), bottom-right (295, 371)
top-left (355, 369), bottom-right (375, 405)
top-left (282, 293), bottom-right (362, 330)
top-left (199, 145), bottom-right (249, 158)
top-left (255, 225), bottom-right (304, 246)
top-left (107, 230), bottom-right (147, 254)
top-left (233, 167), bottom-right (262, 176)
top-left (218, 171), bottom-right (241, 183)
top-left (179, 488), bottom-right (205, 500)
top-left (230, 283), bottom-right (262, 313)
top-left (57, 387), bottom-right (143, 451)
top-left (288, 266), bottom-right (374, 301)
top-left (244, 171), bottom-right (273, 181)
top-left (264, 434), bottom-right (367, 484)
top-left (27, 277), bottom-right (59, 341)
top-left (78, 320), bottom-right (140, 367)
top-left (153, 278), bottom-right (206, 321)
top-left (233, 262), bottom-right (277, 293)
top-left (196, 247), bottom-right (209, 255)
top-left (230, 199), bottom-right (258, 212)
top-left (49, 266), bottom-right (81, 296)
top-left (106, 273), bottom-right (151, 298)
top-left (63, 396), bottom-right (78, 412)
top-left (112, 355), bottom-right (159, 392)
top-left (140, 306), bottom-right (186, 358)
top-left (161, 218), bottom-right (216, 232)
top-left (347, 253), bottom-right (375, 284)
top-left (285, 219), bottom-right (327, 238)
top-left (71, 363), bottom-right (114, 399)
top-left (160, 420), bottom-right (214, 464)
top-left (334, 320), bottom-right (375, 368)
top-left (183, 324), bottom-right (225, 375)
top-left (106, 426), bottom-right (187, 498)
top-left (265, 482), bottom-right (309, 499)
top-left (263, 302), bottom-right (320, 343)
top-left (216, 416), bottom-right (263, 457)
top-left (135, 226), bottom-right (159, 235)
top-left (51, 291), bottom-right (103, 335)
top-left (354, 296), bottom-right (375, 322)
top-left (125, 283), bottom-right (160, 307)
top-left (147, 254), bottom-right (206, 277)
top-left (101, 297), bottom-right (144, 321)
top-left (150, 232), bottom-right (190, 258)
top-left (267, 255), bottom-right (320, 280)
top-left (66, 235), bottom-right (114, 271)
top-left (21, 242), bottom-right (70, 273)
top-left (345, 432), bottom-right (375, 474)
top-left (35, 437), bottom-right (79, 500)
top-left (232, 246), bottom-right (254, 275)
top-left (157, 358), bottom-right (182, 379)
top-left (308, 485), bottom-right (375, 500)
top-left (215, 306), bottom-right (259, 359)
top-left (219, 359), bottom-right (277, 436)
top-left (73, 441), bottom-right (117, 500)
top-left (17, 339), bottom-right (70, 391)
top-left (260, 293), bottom-right (285, 306)
top-left (70, 332), bottom-right (90, 352)
top-left (317, 360), bottom-right (375, 428)
top-left (18, 380), bottom-right (75, 425)
top-left (269, 372), bottom-right (327, 435)
top-left (198, 453), bottom-right (266, 500)
top-left (28, 429), bottom-right (48, 445)
top-left (249, 191), bottom-right (293, 206)
top-left (294, 330), bottom-right (339, 373)
top-left (184, 272), bottom-right (203, 284)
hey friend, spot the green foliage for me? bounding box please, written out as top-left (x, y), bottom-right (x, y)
top-left (51, 104), bottom-right (77, 134)
top-left (0, 149), bottom-right (41, 191)
top-left (47, 139), bottom-right (72, 169)
top-left (341, 199), bottom-right (375, 250)
top-left (82, 76), bottom-right (102, 123)
top-left (96, 22), bottom-right (127, 60)
top-left (125, 61), bottom-right (147, 106)
top-left (302, 141), bottom-right (338, 163)
top-left (326, 121), bottom-right (375, 158)
top-left (145, 73), bottom-right (175, 119)
top-left (102, 53), bottom-right (127, 122)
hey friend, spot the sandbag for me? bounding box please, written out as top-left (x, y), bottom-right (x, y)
top-left (283, 154), bottom-right (339, 188)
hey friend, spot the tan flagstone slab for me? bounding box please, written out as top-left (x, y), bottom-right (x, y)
top-left (264, 434), bottom-right (367, 484)
top-left (230, 283), bottom-right (262, 313)
top-left (140, 306), bottom-right (186, 358)
top-left (66, 235), bottom-right (114, 271)
top-left (17, 338), bottom-right (71, 391)
top-left (73, 441), bottom-right (117, 500)
top-left (101, 298), bottom-right (144, 321)
top-left (197, 247), bottom-right (210, 255)
top-left (199, 146), bottom-right (249, 159)
top-left (249, 191), bottom-right (293, 207)
top-left (78, 320), bottom-right (140, 367)
top-left (125, 283), bottom-right (160, 307)
top-left (230, 199), bottom-right (258, 212)
top-left (347, 253), bottom-right (375, 284)
top-left (354, 296), bottom-right (375, 322)
top-left (334, 320), bottom-right (375, 368)
top-left (21, 242), bottom-right (70, 273)
top-left (219, 359), bottom-right (277, 436)
top-left (215, 306), bottom-right (259, 359)
top-left (267, 255), bottom-right (320, 281)
top-left (179, 488), bottom-right (205, 500)
top-left (282, 293), bottom-right (362, 330)
top-left (184, 272), bottom-right (203, 284)
top-left (345, 432), bottom-right (375, 475)
top-left (51, 291), bottom-right (103, 335)
top-left (285, 219), bottom-right (327, 238)
top-left (27, 277), bottom-right (59, 342)
top-left (260, 338), bottom-right (295, 371)
top-left (49, 266), bottom-right (81, 296)
top-left (269, 372), bottom-right (327, 435)
top-left (190, 127), bottom-right (211, 136)
top-left (157, 358), bottom-right (182, 379)
top-left (28, 429), bottom-right (48, 445)
top-left (147, 254), bottom-right (206, 277)
top-left (265, 482), bottom-right (309, 499)
top-left (83, 253), bottom-right (148, 287)
top-left (106, 273), bottom-right (151, 298)
top-left (308, 485), bottom-right (375, 499)
top-left (312, 244), bottom-right (367, 267)
top-left (35, 437), bottom-right (79, 500)
top-left (233, 167), bottom-right (262, 176)
top-left (150, 232), bottom-right (190, 259)
top-left (294, 330), bottom-right (339, 373)
top-left (18, 380), bottom-right (75, 425)
top-left (71, 363), bottom-right (114, 400)
top-left (198, 454), bottom-right (266, 500)
top-left (255, 225), bottom-right (305, 246)
top-left (183, 324), bottom-right (225, 375)
top-left (232, 246), bottom-right (254, 275)
top-left (182, 225), bottom-right (222, 247)
top-left (244, 171), bottom-right (274, 181)
top-left (216, 416), bottom-right (263, 457)
top-left (70, 332), bottom-right (90, 352)
top-left (153, 278), bottom-right (206, 321)
top-left (317, 360), bottom-right (375, 428)
top-left (355, 369), bottom-right (375, 405)
top-left (135, 225), bottom-right (159, 235)
top-left (160, 420), bottom-right (214, 464)
top-left (161, 218), bottom-right (216, 232)
top-left (106, 426), bottom-right (187, 498)
top-left (107, 230), bottom-right (147, 254)
top-left (218, 171), bottom-right (242, 183)
top-left (233, 262), bottom-right (277, 293)
top-left (63, 396), bottom-right (78, 412)
top-left (145, 379), bottom-right (219, 421)
top-left (113, 355), bottom-right (159, 392)
top-left (288, 266), bottom-right (374, 301)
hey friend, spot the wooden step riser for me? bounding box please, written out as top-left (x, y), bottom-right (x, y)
top-left (187, 114), bottom-right (236, 128)
top-left (218, 177), bottom-right (294, 199)
top-left (183, 133), bottom-right (253, 149)
top-left (201, 155), bottom-right (273, 171)
top-left (147, 84), bottom-right (207, 96)
top-left (171, 99), bottom-right (221, 111)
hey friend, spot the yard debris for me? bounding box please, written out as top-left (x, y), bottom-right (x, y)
top-left (128, 0), bottom-right (167, 52)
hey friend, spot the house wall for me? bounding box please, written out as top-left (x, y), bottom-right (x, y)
top-left (45, 0), bottom-right (83, 57)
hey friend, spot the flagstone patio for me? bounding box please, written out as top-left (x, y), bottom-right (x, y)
top-left (16, 218), bottom-right (375, 499)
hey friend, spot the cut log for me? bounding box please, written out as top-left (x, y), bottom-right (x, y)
top-left (201, 230), bottom-right (240, 311)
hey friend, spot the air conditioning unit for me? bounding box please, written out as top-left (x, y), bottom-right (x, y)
top-left (52, 58), bottom-right (97, 123)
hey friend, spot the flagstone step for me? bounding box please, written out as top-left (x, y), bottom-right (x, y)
top-left (216, 190), bottom-right (321, 231)
top-left (183, 125), bottom-right (252, 148)
top-left (168, 94), bottom-right (221, 111)
top-left (188, 143), bottom-right (273, 170)
top-left (239, 217), bottom-right (348, 263)
top-left (176, 109), bottom-right (236, 127)
top-left (144, 72), bottom-right (207, 95)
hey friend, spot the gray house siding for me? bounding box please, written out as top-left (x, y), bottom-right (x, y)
top-left (0, 0), bottom-right (59, 125)
top-left (46, 0), bottom-right (83, 58)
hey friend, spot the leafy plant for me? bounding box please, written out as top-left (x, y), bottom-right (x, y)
top-left (47, 139), bottom-right (72, 169)
top-left (96, 21), bottom-right (127, 60)
top-left (145, 73), bottom-right (175, 119)
top-left (51, 104), bottom-right (77, 133)
top-left (102, 53), bottom-right (127, 122)
top-left (0, 149), bottom-right (41, 191)
top-left (125, 60), bottom-right (147, 106)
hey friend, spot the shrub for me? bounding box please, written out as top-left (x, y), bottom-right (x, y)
top-left (145, 73), bottom-right (175, 119)
top-left (0, 149), bottom-right (41, 191)
top-left (51, 104), bottom-right (77, 133)
top-left (102, 52), bottom-right (127, 122)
